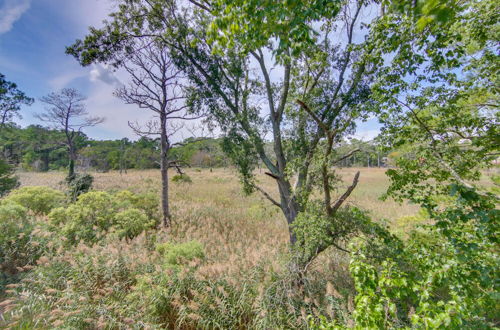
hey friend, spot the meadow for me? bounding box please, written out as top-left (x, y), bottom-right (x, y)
top-left (17, 167), bottom-right (420, 262)
top-left (2, 167), bottom-right (495, 329)
top-left (0, 167), bottom-right (419, 328)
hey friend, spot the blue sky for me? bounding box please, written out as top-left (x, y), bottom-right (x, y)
top-left (0, 0), bottom-right (380, 141)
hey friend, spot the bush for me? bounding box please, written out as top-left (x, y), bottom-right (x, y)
top-left (348, 186), bottom-right (499, 329)
top-left (115, 190), bottom-right (160, 222)
top-left (156, 240), bottom-right (205, 266)
top-left (3, 186), bottom-right (65, 215)
top-left (0, 157), bottom-right (18, 197)
top-left (50, 191), bottom-right (118, 245)
top-left (172, 174), bottom-right (193, 184)
top-left (48, 190), bottom-right (158, 246)
top-left (115, 208), bottom-right (154, 241)
top-left (67, 173), bottom-right (94, 201)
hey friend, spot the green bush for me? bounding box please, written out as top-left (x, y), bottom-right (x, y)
top-left (172, 174), bottom-right (193, 184)
top-left (67, 173), bottom-right (94, 201)
top-left (50, 191), bottom-right (118, 245)
top-left (48, 190), bottom-right (158, 246)
top-left (115, 208), bottom-right (154, 241)
top-left (156, 240), bottom-right (205, 266)
top-left (115, 190), bottom-right (160, 222)
top-left (3, 186), bottom-right (65, 215)
top-left (348, 187), bottom-right (499, 329)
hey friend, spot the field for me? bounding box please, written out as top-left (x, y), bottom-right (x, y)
top-left (2, 166), bottom-right (495, 328)
top-left (16, 167), bottom-right (419, 277)
top-left (19, 168), bottom-right (418, 262)
top-left (18, 167), bottom-right (419, 221)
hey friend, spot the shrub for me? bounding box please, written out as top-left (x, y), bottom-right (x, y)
top-left (115, 190), bottom-right (160, 222)
top-left (115, 208), bottom-right (154, 241)
top-left (349, 186), bottom-right (499, 329)
top-left (3, 186), bottom-right (65, 215)
top-left (156, 240), bottom-right (205, 266)
top-left (48, 190), bottom-right (159, 246)
top-left (67, 173), bottom-right (94, 201)
top-left (172, 174), bottom-right (193, 184)
top-left (51, 191), bottom-right (117, 245)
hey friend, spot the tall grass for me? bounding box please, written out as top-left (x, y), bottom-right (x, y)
top-left (1, 167), bottom-right (421, 328)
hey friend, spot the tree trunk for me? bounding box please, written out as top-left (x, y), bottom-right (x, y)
top-left (68, 146), bottom-right (76, 179)
top-left (160, 115), bottom-right (170, 227)
top-left (277, 179), bottom-right (300, 245)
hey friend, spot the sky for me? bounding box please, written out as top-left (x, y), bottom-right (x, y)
top-left (0, 0), bottom-right (380, 141)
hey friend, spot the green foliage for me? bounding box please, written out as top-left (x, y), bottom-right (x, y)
top-left (349, 187), bottom-right (499, 328)
top-left (66, 173), bottom-right (93, 201)
top-left (0, 201), bottom-right (46, 291)
top-left (3, 186), bottom-right (65, 215)
top-left (221, 132), bottom-right (258, 194)
top-left (156, 240), bottom-right (205, 266)
top-left (0, 157), bottom-right (18, 197)
top-left (293, 203), bottom-right (389, 264)
top-left (48, 190), bottom-right (158, 245)
top-left (171, 174), bottom-right (193, 184)
top-left (114, 208), bottom-right (153, 241)
top-left (169, 137), bottom-right (230, 167)
top-left (208, 0), bottom-right (342, 61)
top-left (0, 73), bottom-right (34, 127)
top-left (0, 125), bottom-right (166, 172)
top-left (373, 0), bottom-right (499, 203)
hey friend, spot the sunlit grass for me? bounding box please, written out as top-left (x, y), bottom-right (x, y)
top-left (16, 167), bottom-right (419, 274)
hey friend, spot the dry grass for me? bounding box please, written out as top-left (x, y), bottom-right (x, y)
top-left (16, 167), bottom-right (418, 275)
top-left (17, 167), bottom-right (418, 220)
top-left (3, 167), bottom-right (424, 328)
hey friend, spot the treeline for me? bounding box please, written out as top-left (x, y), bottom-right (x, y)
top-left (0, 124), bottom-right (233, 172)
top-left (1, 123), bottom-right (392, 172)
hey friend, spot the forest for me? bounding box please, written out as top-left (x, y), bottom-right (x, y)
top-left (0, 0), bottom-right (498, 329)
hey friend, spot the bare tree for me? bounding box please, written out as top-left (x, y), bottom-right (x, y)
top-left (37, 88), bottom-right (104, 178)
top-left (114, 39), bottom-right (201, 227)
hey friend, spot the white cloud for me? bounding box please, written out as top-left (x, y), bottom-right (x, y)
top-left (89, 64), bottom-right (121, 86)
top-left (0, 0), bottom-right (31, 34)
top-left (48, 69), bottom-right (87, 90)
top-left (349, 129), bottom-right (380, 141)
top-left (83, 80), bottom-right (147, 139)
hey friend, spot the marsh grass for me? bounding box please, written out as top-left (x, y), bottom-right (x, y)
top-left (2, 167), bottom-right (422, 328)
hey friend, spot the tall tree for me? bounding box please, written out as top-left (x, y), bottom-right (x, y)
top-left (37, 88), bottom-right (104, 179)
top-left (67, 0), bottom-right (384, 261)
top-left (114, 39), bottom-right (200, 227)
top-left (0, 73), bottom-right (34, 129)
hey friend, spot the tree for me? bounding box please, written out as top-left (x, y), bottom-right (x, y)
top-left (114, 39), bottom-right (201, 227)
top-left (340, 1), bottom-right (500, 327)
top-left (67, 0), bottom-right (385, 261)
top-left (37, 88), bottom-right (104, 179)
top-left (0, 157), bottom-right (18, 196)
top-left (369, 0), bottom-right (499, 203)
top-left (0, 73), bottom-right (33, 129)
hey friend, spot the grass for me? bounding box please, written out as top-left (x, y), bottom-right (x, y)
top-left (16, 166), bottom-right (421, 271)
top-left (18, 167), bottom-right (419, 221)
top-left (1, 167), bottom-right (421, 328)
